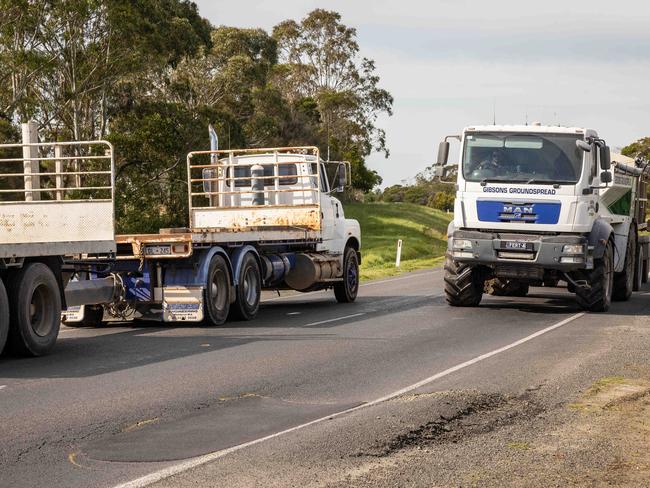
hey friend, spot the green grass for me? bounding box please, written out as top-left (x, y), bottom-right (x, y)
top-left (343, 202), bottom-right (453, 280)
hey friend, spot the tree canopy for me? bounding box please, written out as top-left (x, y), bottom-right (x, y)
top-left (0, 4), bottom-right (393, 232)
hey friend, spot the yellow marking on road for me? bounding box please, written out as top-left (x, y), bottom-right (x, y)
top-left (68, 451), bottom-right (88, 469)
top-left (122, 417), bottom-right (160, 433)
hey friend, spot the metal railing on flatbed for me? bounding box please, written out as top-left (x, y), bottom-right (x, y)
top-left (0, 130), bottom-right (115, 258)
top-left (187, 147), bottom-right (322, 233)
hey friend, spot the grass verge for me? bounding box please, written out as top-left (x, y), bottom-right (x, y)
top-left (343, 202), bottom-right (453, 281)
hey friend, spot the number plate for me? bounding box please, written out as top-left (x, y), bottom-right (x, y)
top-left (502, 241), bottom-right (533, 251)
top-left (144, 245), bottom-right (172, 256)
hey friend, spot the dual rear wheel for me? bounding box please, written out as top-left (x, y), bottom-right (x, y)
top-left (203, 252), bottom-right (263, 326)
top-left (3, 263), bottom-right (61, 356)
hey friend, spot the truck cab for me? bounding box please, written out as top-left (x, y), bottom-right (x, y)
top-left (437, 124), bottom-right (648, 312)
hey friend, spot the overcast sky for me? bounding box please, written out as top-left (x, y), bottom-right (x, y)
top-left (194, 0), bottom-right (650, 187)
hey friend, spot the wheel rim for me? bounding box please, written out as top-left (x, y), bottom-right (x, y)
top-left (347, 257), bottom-right (358, 291)
top-left (30, 284), bottom-right (54, 337)
top-left (210, 268), bottom-right (228, 311)
top-left (242, 267), bottom-right (258, 306)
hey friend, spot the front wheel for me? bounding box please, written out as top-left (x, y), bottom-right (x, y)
top-left (7, 263), bottom-right (61, 356)
top-left (334, 247), bottom-right (359, 303)
top-left (0, 278), bottom-right (9, 354)
top-left (575, 240), bottom-right (613, 312)
top-left (203, 255), bottom-right (231, 326)
top-left (231, 253), bottom-right (261, 321)
top-left (444, 253), bottom-right (483, 307)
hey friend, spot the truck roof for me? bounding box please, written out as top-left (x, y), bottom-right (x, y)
top-left (464, 125), bottom-right (590, 135)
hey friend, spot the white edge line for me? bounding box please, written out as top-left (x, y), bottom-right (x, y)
top-left (303, 313), bottom-right (366, 327)
top-left (0, 385), bottom-right (6, 390)
top-left (112, 311), bottom-right (585, 488)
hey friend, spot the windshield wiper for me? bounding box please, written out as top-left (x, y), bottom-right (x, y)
top-left (525, 178), bottom-right (573, 187)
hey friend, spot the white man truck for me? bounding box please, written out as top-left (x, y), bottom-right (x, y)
top-left (435, 124), bottom-right (649, 312)
top-left (1, 124), bottom-right (361, 356)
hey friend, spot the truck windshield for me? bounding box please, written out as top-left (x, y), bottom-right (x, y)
top-left (462, 132), bottom-right (583, 184)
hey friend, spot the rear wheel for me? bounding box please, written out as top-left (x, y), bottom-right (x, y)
top-left (576, 240), bottom-right (613, 312)
top-left (334, 247), bottom-right (359, 303)
top-left (231, 253), bottom-right (261, 321)
top-left (613, 229), bottom-right (636, 301)
top-left (633, 242), bottom-right (643, 292)
top-left (0, 278), bottom-right (9, 354)
top-left (444, 253), bottom-right (483, 307)
top-left (203, 255), bottom-right (231, 326)
top-left (7, 263), bottom-right (61, 356)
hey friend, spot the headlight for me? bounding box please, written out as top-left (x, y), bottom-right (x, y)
top-left (453, 239), bottom-right (473, 250)
top-left (562, 244), bottom-right (584, 254)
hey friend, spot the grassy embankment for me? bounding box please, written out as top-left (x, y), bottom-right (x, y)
top-left (343, 202), bottom-right (453, 280)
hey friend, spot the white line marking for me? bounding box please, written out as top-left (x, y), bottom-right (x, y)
top-left (0, 385), bottom-right (6, 390)
top-left (112, 311), bottom-right (585, 488)
top-left (303, 313), bottom-right (366, 327)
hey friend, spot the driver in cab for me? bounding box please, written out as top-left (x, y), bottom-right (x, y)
top-left (471, 149), bottom-right (510, 179)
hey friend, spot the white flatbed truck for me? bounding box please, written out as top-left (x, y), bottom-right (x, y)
top-left (64, 144), bottom-right (361, 330)
top-left (435, 124), bottom-right (649, 312)
top-left (0, 122), bottom-right (115, 355)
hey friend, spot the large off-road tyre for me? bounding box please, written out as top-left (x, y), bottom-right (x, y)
top-left (63, 305), bottom-right (105, 328)
top-left (231, 253), bottom-right (261, 321)
top-left (484, 278), bottom-right (529, 297)
top-left (444, 253), bottom-right (483, 307)
top-left (613, 229), bottom-right (636, 301)
top-left (334, 246), bottom-right (360, 303)
top-left (203, 254), bottom-right (231, 326)
top-left (0, 277), bottom-right (9, 355)
top-left (7, 263), bottom-right (61, 356)
top-left (575, 240), bottom-right (614, 312)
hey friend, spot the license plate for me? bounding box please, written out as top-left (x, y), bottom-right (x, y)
top-left (503, 241), bottom-right (533, 251)
top-left (144, 245), bottom-right (172, 256)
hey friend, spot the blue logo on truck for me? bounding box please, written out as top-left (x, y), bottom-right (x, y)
top-left (477, 200), bottom-right (561, 224)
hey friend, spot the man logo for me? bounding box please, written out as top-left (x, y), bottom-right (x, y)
top-left (503, 205), bottom-right (534, 215)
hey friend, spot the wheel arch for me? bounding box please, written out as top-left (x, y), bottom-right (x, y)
top-left (230, 245), bottom-right (262, 286)
top-left (588, 218), bottom-right (614, 260)
top-left (345, 236), bottom-right (361, 264)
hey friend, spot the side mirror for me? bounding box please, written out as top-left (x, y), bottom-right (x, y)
top-left (600, 170), bottom-right (612, 184)
top-left (600, 145), bottom-right (611, 170)
top-left (437, 141), bottom-right (450, 166)
top-left (576, 139), bottom-right (591, 152)
top-left (336, 163), bottom-right (347, 192)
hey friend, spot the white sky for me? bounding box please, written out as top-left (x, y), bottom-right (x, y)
top-left (194, 0), bottom-right (650, 187)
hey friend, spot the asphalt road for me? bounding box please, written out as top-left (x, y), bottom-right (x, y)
top-left (1, 268), bottom-right (648, 488)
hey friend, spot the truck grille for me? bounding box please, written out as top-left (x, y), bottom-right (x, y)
top-left (495, 264), bottom-right (544, 280)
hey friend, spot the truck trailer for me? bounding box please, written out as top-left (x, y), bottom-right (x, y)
top-left (435, 124), bottom-right (649, 312)
top-left (0, 122), bottom-right (115, 355)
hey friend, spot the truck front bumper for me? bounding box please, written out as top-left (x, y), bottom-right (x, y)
top-left (449, 230), bottom-right (592, 275)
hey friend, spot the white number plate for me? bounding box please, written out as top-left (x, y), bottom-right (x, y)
top-left (144, 245), bottom-right (172, 256)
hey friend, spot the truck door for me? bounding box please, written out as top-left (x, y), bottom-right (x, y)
top-left (318, 163), bottom-right (345, 250)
